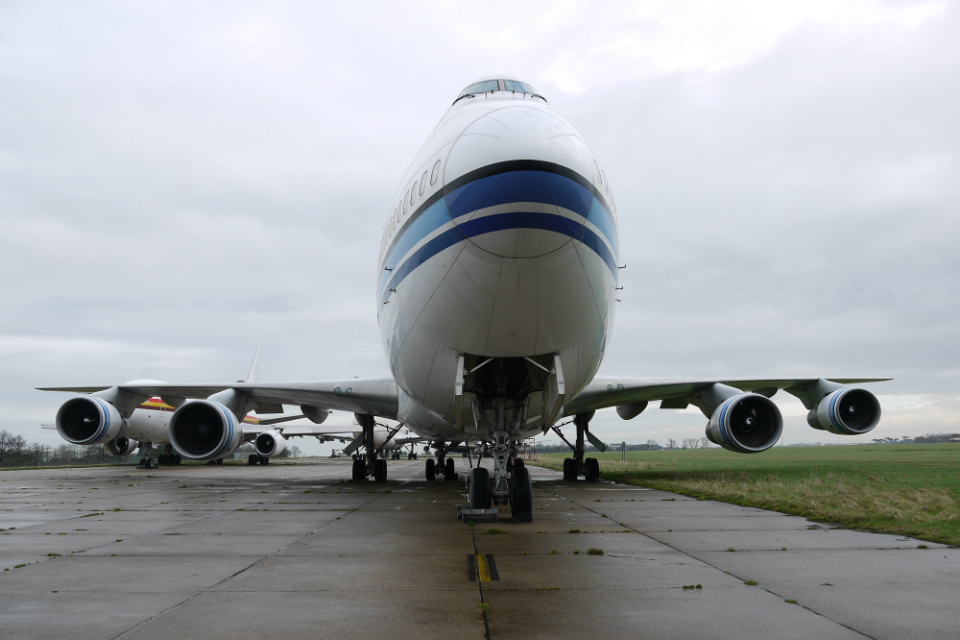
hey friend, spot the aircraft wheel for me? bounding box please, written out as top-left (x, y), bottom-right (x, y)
top-left (374, 458), bottom-right (388, 482)
top-left (138, 458), bottom-right (146, 467)
top-left (248, 454), bottom-right (257, 465)
top-left (352, 458), bottom-right (365, 481)
top-left (413, 452), bottom-right (418, 460)
top-left (469, 467), bottom-right (491, 510)
top-left (425, 458), bottom-right (435, 481)
top-left (585, 457), bottom-right (600, 482)
top-left (145, 458), bottom-right (154, 469)
top-left (216, 458), bottom-right (224, 466)
top-left (444, 457), bottom-right (456, 480)
top-left (563, 458), bottom-right (577, 480)
top-left (158, 455), bottom-right (167, 465)
top-left (510, 466), bottom-right (533, 521)
top-left (174, 455), bottom-right (181, 465)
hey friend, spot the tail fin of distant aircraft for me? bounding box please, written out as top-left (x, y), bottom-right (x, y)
top-left (243, 344), bottom-right (263, 383)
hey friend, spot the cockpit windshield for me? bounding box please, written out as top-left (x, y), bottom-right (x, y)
top-left (503, 80), bottom-right (537, 94)
top-left (454, 79), bottom-right (544, 103)
top-left (457, 80), bottom-right (500, 99)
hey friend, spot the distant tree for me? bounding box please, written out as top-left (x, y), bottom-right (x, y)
top-left (0, 429), bottom-right (9, 465)
top-left (700, 437), bottom-right (711, 449)
top-left (290, 445), bottom-right (302, 458)
top-left (666, 438), bottom-right (677, 450)
top-left (646, 439), bottom-right (659, 448)
top-left (9, 435), bottom-right (28, 466)
top-left (30, 443), bottom-right (49, 467)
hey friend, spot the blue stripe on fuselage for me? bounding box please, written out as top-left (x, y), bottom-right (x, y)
top-left (379, 169), bottom-right (619, 301)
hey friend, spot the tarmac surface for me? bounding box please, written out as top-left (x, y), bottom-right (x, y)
top-left (1, 457), bottom-right (957, 640)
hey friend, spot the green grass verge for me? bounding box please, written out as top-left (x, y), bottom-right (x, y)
top-left (533, 444), bottom-right (960, 546)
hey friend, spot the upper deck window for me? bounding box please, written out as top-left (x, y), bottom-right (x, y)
top-left (457, 80), bottom-right (500, 99)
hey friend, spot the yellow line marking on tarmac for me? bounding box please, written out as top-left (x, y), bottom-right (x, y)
top-left (477, 554), bottom-right (492, 582)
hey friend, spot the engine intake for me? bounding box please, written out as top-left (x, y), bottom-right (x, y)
top-left (56, 397), bottom-right (125, 445)
top-left (808, 388), bottom-right (881, 435)
top-left (106, 437), bottom-right (138, 456)
top-left (255, 430), bottom-right (286, 457)
top-left (706, 394), bottom-right (783, 453)
top-left (169, 401), bottom-right (242, 461)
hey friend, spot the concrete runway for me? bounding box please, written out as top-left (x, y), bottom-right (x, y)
top-left (1, 458), bottom-right (957, 640)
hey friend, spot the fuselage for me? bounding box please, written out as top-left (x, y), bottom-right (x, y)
top-left (376, 77), bottom-right (619, 441)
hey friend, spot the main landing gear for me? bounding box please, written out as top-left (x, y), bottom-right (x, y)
top-left (247, 454), bottom-right (270, 465)
top-left (561, 412), bottom-right (600, 482)
top-left (351, 414), bottom-right (389, 483)
top-left (424, 442), bottom-right (458, 481)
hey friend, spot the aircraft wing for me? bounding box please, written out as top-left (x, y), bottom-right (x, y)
top-left (563, 376), bottom-right (891, 416)
top-left (37, 377), bottom-right (399, 419)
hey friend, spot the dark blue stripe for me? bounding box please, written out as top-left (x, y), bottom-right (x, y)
top-left (446, 170), bottom-right (594, 219)
top-left (379, 212), bottom-right (617, 306)
top-left (380, 168), bottom-right (618, 288)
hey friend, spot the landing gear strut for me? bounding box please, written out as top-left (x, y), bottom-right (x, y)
top-left (353, 414), bottom-right (387, 482)
top-left (562, 412), bottom-right (600, 482)
top-left (425, 442), bottom-right (458, 481)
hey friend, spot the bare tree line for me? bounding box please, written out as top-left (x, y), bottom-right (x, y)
top-left (0, 430), bottom-right (132, 468)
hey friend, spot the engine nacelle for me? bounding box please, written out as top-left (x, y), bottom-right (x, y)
top-left (168, 400), bottom-right (243, 461)
top-left (56, 396), bottom-right (126, 445)
top-left (302, 406), bottom-right (329, 424)
top-left (106, 437), bottom-right (138, 456)
top-left (705, 394), bottom-right (783, 453)
top-left (255, 430), bottom-right (286, 457)
top-left (807, 388), bottom-right (881, 435)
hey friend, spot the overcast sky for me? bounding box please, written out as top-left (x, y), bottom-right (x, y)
top-left (1, 0), bottom-right (958, 455)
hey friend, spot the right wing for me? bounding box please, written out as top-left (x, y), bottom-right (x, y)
top-left (38, 376), bottom-right (399, 420)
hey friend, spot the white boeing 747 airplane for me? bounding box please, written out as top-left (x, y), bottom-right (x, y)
top-left (41, 76), bottom-right (887, 521)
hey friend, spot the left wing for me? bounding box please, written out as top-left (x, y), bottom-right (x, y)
top-left (561, 376), bottom-right (890, 453)
top-left (564, 376), bottom-right (890, 416)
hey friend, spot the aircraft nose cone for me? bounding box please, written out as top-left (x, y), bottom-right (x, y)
top-left (443, 105), bottom-right (600, 259)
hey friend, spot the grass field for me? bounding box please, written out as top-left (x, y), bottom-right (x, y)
top-left (534, 444), bottom-right (960, 547)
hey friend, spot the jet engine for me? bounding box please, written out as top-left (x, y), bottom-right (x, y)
top-left (168, 400), bottom-right (242, 461)
top-left (705, 394), bottom-right (783, 453)
top-left (807, 388), bottom-right (881, 435)
top-left (106, 437), bottom-right (138, 456)
top-left (255, 430), bottom-right (286, 457)
top-left (56, 396), bottom-right (126, 446)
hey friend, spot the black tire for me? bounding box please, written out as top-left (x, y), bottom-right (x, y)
top-left (445, 457), bottom-right (455, 479)
top-left (158, 455), bottom-right (167, 465)
top-left (514, 458), bottom-right (525, 471)
top-left (138, 458), bottom-right (146, 467)
top-left (175, 455), bottom-right (182, 465)
top-left (425, 458), bottom-right (436, 481)
top-left (145, 458), bottom-right (154, 469)
top-left (585, 457), bottom-right (600, 482)
top-left (352, 458), bottom-right (365, 481)
top-left (469, 467), bottom-right (491, 510)
top-left (564, 458), bottom-right (578, 481)
top-left (413, 452), bottom-right (417, 460)
top-left (262, 456), bottom-right (270, 465)
top-left (248, 454), bottom-right (257, 465)
top-left (374, 458), bottom-right (387, 482)
top-left (511, 466), bottom-right (533, 520)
